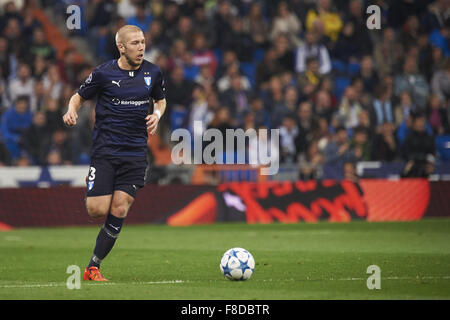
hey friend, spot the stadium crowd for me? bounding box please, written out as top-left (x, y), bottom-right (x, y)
top-left (0, 0), bottom-right (449, 178)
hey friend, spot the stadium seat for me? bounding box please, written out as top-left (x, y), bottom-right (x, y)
top-left (435, 135), bottom-right (450, 161)
top-left (253, 48), bottom-right (265, 63)
top-left (348, 62), bottom-right (361, 75)
top-left (170, 108), bottom-right (187, 132)
top-left (331, 59), bottom-right (347, 75)
top-left (334, 77), bottom-right (351, 100)
top-left (240, 62), bottom-right (256, 88)
top-left (213, 49), bottom-right (223, 66)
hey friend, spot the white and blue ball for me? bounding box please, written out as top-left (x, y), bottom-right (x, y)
top-left (220, 247), bottom-right (255, 281)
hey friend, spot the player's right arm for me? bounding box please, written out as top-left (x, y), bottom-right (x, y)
top-left (63, 68), bottom-right (101, 127)
top-left (63, 93), bottom-right (85, 126)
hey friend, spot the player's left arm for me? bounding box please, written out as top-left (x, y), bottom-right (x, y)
top-left (146, 98), bottom-right (166, 135)
top-left (146, 68), bottom-right (167, 135)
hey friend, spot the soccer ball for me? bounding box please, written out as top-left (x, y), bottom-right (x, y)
top-left (220, 247), bottom-right (255, 281)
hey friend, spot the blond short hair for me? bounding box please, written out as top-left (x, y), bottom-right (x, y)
top-left (115, 25), bottom-right (144, 45)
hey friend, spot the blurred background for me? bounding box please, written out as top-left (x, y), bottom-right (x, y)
top-left (0, 0), bottom-right (449, 186)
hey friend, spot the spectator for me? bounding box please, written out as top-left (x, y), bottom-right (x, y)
top-left (427, 93), bottom-right (449, 135)
top-left (344, 0), bottom-right (373, 55)
top-left (398, 15), bottom-right (421, 51)
top-left (373, 27), bottom-right (404, 78)
top-left (3, 17), bottom-right (22, 56)
top-left (314, 89), bottom-right (334, 121)
top-left (242, 2), bottom-right (269, 49)
top-left (47, 129), bottom-right (74, 165)
top-left (370, 83), bottom-right (395, 128)
top-left (297, 57), bottom-right (323, 93)
top-left (194, 65), bottom-right (215, 88)
top-left (279, 113), bottom-right (300, 163)
top-left (295, 30), bottom-right (331, 75)
top-left (272, 33), bottom-right (295, 73)
top-left (20, 111), bottom-right (51, 165)
top-left (180, 51), bottom-right (200, 82)
top-left (0, 96), bottom-right (33, 159)
top-left (350, 126), bottom-right (371, 161)
top-left (270, 1), bottom-right (302, 47)
top-left (0, 135), bottom-right (12, 166)
top-left (207, 106), bottom-right (235, 160)
top-left (255, 47), bottom-right (283, 91)
top-left (192, 4), bottom-right (215, 46)
top-left (220, 73), bottom-right (250, 120)
top-left (217, 62), bottom-right (251, 93)
top-left (338, 86), bottom-right (364, 129)
top-left (187, 85), bottom-right (213, 140)
top-left (249, 96), bottom-right (270, 129)
top-left (299, 139), bottom-right (324, 180)
top-left (191, 33), bottom-right (218, 77)
top-left (358, 55), bottom-right (379, 95)
top-left (24, 27), bottom-right (55, 65)
top-left (42, 64), bottom-right (63, 102)
top-left (58, 48), bottom-right (80, 87)
top-left (431, 59), bottom-right (450, 103)
top-left (166, 65), bottom-right (194, 112)
top-left (401, 112), bottom-right (435, 162)
top-left (332, 20), bottom-right (363, 63)
top-left (262, 75), bottom-right (285, 119)
top-left (401, 153), bottom-right (436, 178)
top-left (0, 36), bottom-right (14, 80)
top-left (271, 85), bottom-right (298, 130)
top-left (372, 122), bottom-right (399, 162)
top-left (167, 38), bottom-right (188, 71)
top-left (323, 126), bottom-right (354, 165)
top-left (224, 16), bottom-right (254, 63)
top-left (0, 65), bottom-right (9, 111)
top-left (394, 91), bottom-right (416, 127)
top-left (343, 161), bottom-right (358, 181)
top-left (213, 0), bottom-right (235, 51)
top-left (305, 0), bottom-right (343, 43)
top-left (8, 63), bottom-right (34, 104)
top-left (167, 15), bottom-right (194, 47)
top-left (394, 56), bottom-right (430, 109)
top-left (44, 98), bottom-right (64, 134)
top-left (357, 109), bottom-right (375, 141)
top-left (125, 3), bottom-right (153, 33)
top-left (295, 101), bottom-right (314, 155)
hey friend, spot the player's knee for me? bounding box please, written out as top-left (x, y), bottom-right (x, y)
top-left (110, 204), bottom-right (128, 218)
top-left (86, 202), bottom-right (109, 219)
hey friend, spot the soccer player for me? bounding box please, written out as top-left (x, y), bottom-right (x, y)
top-left (63, 25), bottom-right (166, 281)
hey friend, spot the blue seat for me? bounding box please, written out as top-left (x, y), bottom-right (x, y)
top-left (170, 108), bottom-right (187, 132)
top-left (331, 59), bottom-right (347, 74)
top-left (334, 77), bottom-right (351, 100)
top-left (436, 135), bottom-right (450, 161)
top-left (240, 62), bottom-right (256, 88)
top-left (348, 62), bottom-right (361, 75)
top-left (253, 48), bottom-right (265, 63)
top-left (213, 49), bottom-right (223, 66)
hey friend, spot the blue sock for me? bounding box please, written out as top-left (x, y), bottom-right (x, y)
top-left (88, 213), bottom-right (124, 268)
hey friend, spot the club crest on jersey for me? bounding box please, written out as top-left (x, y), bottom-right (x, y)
top-left (144, 76), bottom-right (151, 88)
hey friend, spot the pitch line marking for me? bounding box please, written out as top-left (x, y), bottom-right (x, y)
top-left (1, 276), bottom-right (450, 289)
top-left (0, 280), bottom-right (184, 289)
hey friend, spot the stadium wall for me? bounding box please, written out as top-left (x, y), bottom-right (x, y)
top-left (0, 180), bottom-right (449, 228)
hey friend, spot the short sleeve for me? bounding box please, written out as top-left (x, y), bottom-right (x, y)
top-left (78, 68), bottom-right (102, 100)
top-left (150, 69), bottom-right (166, 101)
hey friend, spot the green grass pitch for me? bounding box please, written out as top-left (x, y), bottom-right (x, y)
top-left (0, 219), bottom-right (449, 300)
